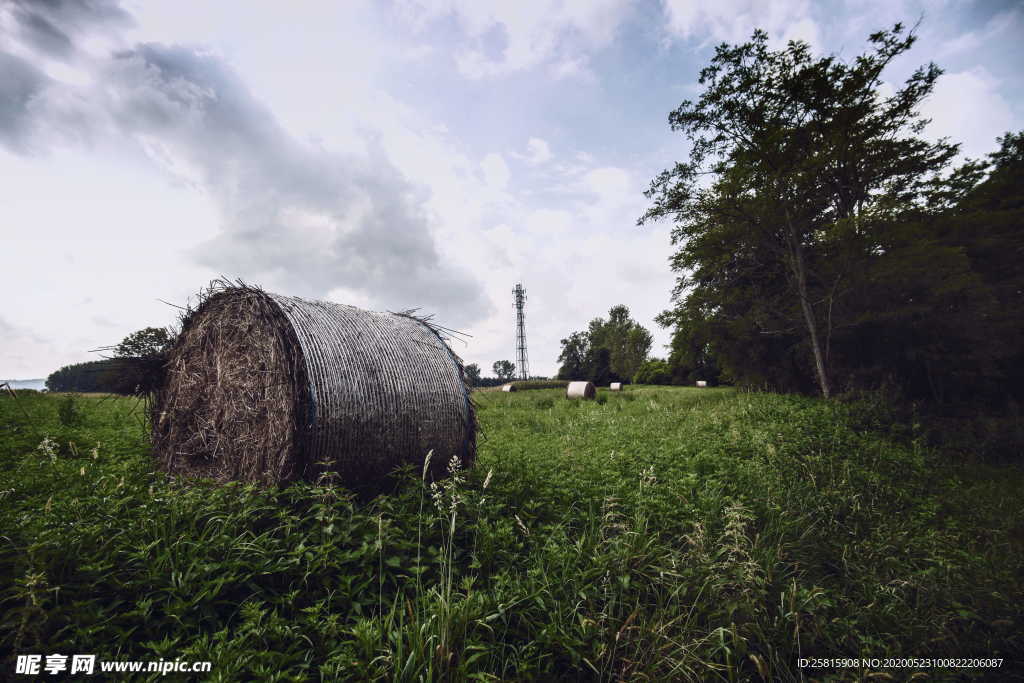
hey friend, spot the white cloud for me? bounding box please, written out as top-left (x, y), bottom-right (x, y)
top-left (524, 137), bottom-right (552, 165)
top-left (660, 0), bottom-right (822, 51)
top-left (481, 152), bottom-right (510, 189)
top-left (550, 56), bottom-right (594, 81)
top-left (0, 316), bottom-right (57, 379)
top-left (581, 166), bottom-right (631, 197)
top-left (782, 17), bottom-right (820, 49)
top-left (398, 0), bottom-right (633, 78)
top-left (524, 208), bottom-right (572, 236)
top-left (938, 7), bottom-right (1022, 58)
top-left (921, 67), bottom-right (1015, 160)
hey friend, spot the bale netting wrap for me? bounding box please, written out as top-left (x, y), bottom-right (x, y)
top-left (566, 381), bottom-right (596, 399)
top-left (151, 286), bottom-right (475, 489)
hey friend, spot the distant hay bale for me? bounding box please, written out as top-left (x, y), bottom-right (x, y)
top-left (151, 283), bottom-right (475, 490)
top-left (501, 384), bottom-right (516, 392)
top-left (696, 380), bottom-right (708, 387)
top-left (566, 381), bottom-right (596, 400)
top-left (609, 382), bottom-right (622, 391)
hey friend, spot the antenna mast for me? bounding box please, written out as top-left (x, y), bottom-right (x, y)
top-left (513, 283), bottom-right (529, 380)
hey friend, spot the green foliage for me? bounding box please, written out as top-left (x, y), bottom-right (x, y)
top-left (633, 359), bottom-right (672, 385)
top-left (492, 360), bottom-right (516, 382)
top-left (589, 305), bottom-right (653, 381)
top-left (463, 363), bottom-right (482, 387)
top-left (641, 24), bottom-right (972, 400)
top-left (1, 389), bottom-right (1021, 680)
top-left (45, 325), bottom-right (175, 395)
top-left (929, 131), bottom-right (1024, 404)
top-left (44, 327), bottom-right (174, 395)
top-left (509, 380), bottom-right (569, 391)
top-left (46, 359), bottom-right (124, 394)
top-left (114, 327), bottom-right (173, 359)
top-left (57, 394), bottom-right (82, 427)
top-left (589, 347), bottom-right (614, 386)
top-left (557, 306), bottom-right (653, 383)
top-left (556, 331), bottom-right (589, 380)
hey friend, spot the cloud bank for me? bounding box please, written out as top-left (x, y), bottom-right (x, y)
top-left (0, 0), bottom-right (491, 325)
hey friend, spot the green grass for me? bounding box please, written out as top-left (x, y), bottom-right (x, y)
top-left (1, 387), bottom-right (1021, 681)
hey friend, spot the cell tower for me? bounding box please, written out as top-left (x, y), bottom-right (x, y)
top-left (513, 283), bottom-right (529, 380)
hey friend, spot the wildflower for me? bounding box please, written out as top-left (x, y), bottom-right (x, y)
top-left (640, 465), bottom-right (656, 489)
top-left (430, 481), bottom-right (444, 511)
top-left (37, 436), bottom-right (58, 463)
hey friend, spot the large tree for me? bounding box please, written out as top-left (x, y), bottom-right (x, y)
top-left (115, 327), bottom-right (173, 358)
top-left (925, 131), bottom-right (1024, 403)
top-left (556, 332), bottom-right (590, 380)
top-left (492, 360), bottom-right (516, 382)
top-left (639, 25), bottom-right (961, 398)
top-left (587, 305), bottom-right (653, 381)
top-left (463, 363), bottom-right (482, 387)
top-left (557, 306), bottom-right (653, 382)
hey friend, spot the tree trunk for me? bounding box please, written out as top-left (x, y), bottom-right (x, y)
top-left (796, 264), bottom-right (832, 398)
top-left (785, 213), bottom-right (832, 398)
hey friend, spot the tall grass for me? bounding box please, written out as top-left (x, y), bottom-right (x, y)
top-left (0, 387), bottom-right (1021, 680)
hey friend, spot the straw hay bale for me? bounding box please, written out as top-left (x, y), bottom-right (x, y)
top-left (566, 381), bottom-right (596, 399)
top-left (151, 283), bottom-right (474, 490)
top-left (696, 380), bottom-right (708, 387)
top-left (501, 383), bottom-right (516, 392)
top-left (609, 382), bottom-right (622, 391)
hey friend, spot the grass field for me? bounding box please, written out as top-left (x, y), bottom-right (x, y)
top-left (1, 387), bottom-right (1022, 681)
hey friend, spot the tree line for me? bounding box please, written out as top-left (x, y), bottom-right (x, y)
top-left (46, 328), bottom-right (172, 394)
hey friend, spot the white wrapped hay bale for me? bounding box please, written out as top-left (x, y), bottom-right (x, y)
top-left (610, 382), bottom-right (622, 391)
top-left (696, 380), bottom-right (707, 387)
top-left (566, 381), bottom-right (596, 399)
top-left (501, 383), bottom-right (516, 392)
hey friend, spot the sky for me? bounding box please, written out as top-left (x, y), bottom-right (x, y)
top-left (1, 0), bottom-right (1021, 380)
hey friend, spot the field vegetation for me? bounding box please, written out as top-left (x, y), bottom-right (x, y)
top-left (1, 388), bottom-right (1021, 681)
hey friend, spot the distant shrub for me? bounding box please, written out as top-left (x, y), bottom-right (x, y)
top-left (510, 380), bottom-right (569, 391)
top-left (58, 394), bottom-right (82, 427)
top-left (633, 359), bottom-right (672, 385)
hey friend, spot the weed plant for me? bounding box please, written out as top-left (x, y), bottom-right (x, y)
top-left (0, 388), bottom-right (1021, 680)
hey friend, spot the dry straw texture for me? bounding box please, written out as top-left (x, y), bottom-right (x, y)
top-left (151, 283), bottom-right (475, 490)
top-left (566, 381), bottom-right (596, 400)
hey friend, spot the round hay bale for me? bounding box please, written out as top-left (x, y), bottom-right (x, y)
top-left (609, 382), bottom-right (622, 391)
top-left (501, 383), bottom-right (516, 392)
top-left (151, 285), bottom-right (475, 490)
top-left (696, 380), bottom-right (708, 388)
top-left (566, 381), bottom-right (596, 400)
